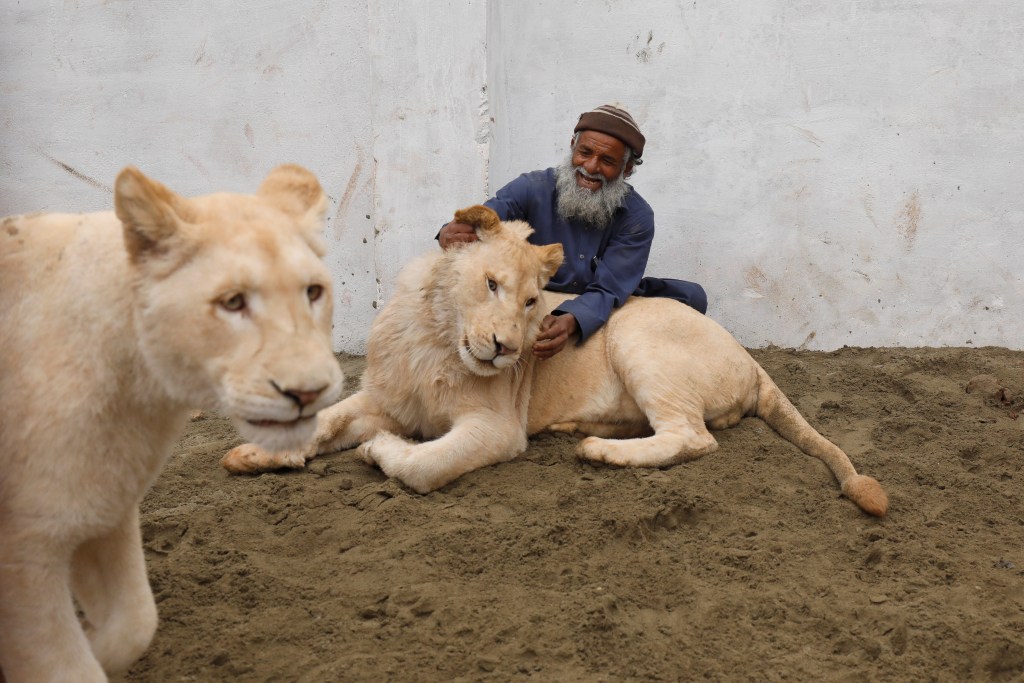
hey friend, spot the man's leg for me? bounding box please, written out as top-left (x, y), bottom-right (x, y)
top-left (634, 276), bottom-right (707, 314)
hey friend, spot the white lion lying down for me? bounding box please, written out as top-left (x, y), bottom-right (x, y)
top-left (223, 205), bottom-right (887, 518)
top-left (0, 165), bottom-right (344, 682)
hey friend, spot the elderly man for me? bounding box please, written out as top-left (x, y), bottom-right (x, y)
top-left (439, 104), bottom-right (706, 359)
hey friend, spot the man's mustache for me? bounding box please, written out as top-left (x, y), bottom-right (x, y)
top-left (575, 167), bottom-right (606, 187)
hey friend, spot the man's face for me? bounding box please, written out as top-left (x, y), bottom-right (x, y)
top-left (570, 130), bottom-right (631, 191)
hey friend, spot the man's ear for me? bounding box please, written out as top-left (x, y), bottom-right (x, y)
top-left (115, 166), bottom-right (194, 262)
top-left (453, 204), bottom-right (501, 239)
top-left (537, 243), bottom-right (564, 282)
top-left (258, 164), bottom-right (328, 233)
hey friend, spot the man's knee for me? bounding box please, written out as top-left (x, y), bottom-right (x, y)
top-left (633, 276), bottom-right (708, 314)
top-left (686, 282), bottom-right (708, 315)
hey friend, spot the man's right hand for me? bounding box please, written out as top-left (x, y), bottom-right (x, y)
top-left (439, 221), bottom-right (478, 250)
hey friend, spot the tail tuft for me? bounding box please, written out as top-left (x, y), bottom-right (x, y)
top-left (841, 475), bottom-right (889, 517)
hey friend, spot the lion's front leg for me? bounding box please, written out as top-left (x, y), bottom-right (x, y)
top-left (0, 538), bottom-right (107, 683)
top-left (360, 411), bottom-right (527, 494)
top-left (222, 391), bottom-right (401, 474)
top-left (71, 508), bottom-right (156, 675)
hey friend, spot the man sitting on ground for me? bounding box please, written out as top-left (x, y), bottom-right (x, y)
top-left (439, 103), bottom-right (706, 359)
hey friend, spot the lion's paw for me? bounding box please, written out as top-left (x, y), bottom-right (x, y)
top-left (576, 436), bottom-right (616, 465)
top-left (362, 433), bottom-right (411, 471)
top-left (358, 433), bottom-right (410, 470)
top-left (578, 436), bottom-right (647, 467)
top-left (359, 434), bottom-right (440, 494)
top-left (221, 443), bottom-right (305, 474)
top-left (356, 441), bottom-right (378, 466)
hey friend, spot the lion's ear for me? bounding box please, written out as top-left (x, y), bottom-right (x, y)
top-left (115, 166), bottom-right (194, 262)
top-left (258, 164), bottom-right (328, 233)
top-left (453, 205), bottom-right (501, 239)
top-left (537, 243), bottom-right (564, 282)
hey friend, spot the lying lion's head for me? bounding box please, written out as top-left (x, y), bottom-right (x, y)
top-left (115, 164), bottom-right (344, 450)
top-left (443, 205), bottom-right (563, 377)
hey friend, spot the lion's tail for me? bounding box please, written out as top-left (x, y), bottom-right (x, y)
top-left (753, 366), bottom-right (888, 517)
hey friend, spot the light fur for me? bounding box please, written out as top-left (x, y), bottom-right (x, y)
top-left (223, 206), bottom-right (887, 519)
top-left (0, 164), bottom-right (344, 682)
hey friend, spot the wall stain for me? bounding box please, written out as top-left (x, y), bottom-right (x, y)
top-left (797, 330), bottom-right (816, 350)
top-left (193, 39), bottom-right (213, 67)
top-left (860, 189), bottom-right (880, 231)
top-left (244, 123), bottom-right (255, 147)
top-left (790, 125), bottom-right (823, 148)
top-left (36, 149), bottom-right (111, 192)
top-left (744, 265), bottom-right (768, 297)
top-left (183, 153), bottom-right (212, 183)
top-left (333, 151), bottom-right (365, 240)
top-left (896, 190), bottom-right (921, 247)
top-left (631, 30), bottom-right (664, 63)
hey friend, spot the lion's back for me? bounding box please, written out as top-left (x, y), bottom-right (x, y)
top-left (0, 211), bottom-right (143, 518)
top-left (527, 295), bottom-right (760, 432)
top-left (2, 212), bottom-right (130, 379)
top-left (2, 210), bottom-right (125, 305)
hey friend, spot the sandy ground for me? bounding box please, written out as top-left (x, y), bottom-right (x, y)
top-left (122, 346), bottom-right (1024, 682)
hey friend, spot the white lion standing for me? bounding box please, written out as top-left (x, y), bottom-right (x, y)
top-left (0, 165), bottom-right (344, 682)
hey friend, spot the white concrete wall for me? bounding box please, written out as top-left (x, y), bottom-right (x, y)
top-left (488, 0), bottom-right (1024, 350)
top-left (3, 1), bottom-right (1022, 351)
top-left (366, 0), bottom-right (489, 307)
top-left (0, 0), bottom-right (381, 351)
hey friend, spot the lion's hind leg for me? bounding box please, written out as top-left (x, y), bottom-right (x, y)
top-left (577, 352), bottom-right (719, 467)
top-left (576, 416), bottom-right (718, 467)
top-left (547, 421), bottom-right (652, 439)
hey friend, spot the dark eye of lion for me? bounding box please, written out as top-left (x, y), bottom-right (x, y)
top-left (307, 284), bottom-right (324, 302)
top-left (487, 278), bottom-right (497, 292)
top-left (220, 293), bottom-right (246, 312)
top-left (525, 297), bottom-right (536, 308)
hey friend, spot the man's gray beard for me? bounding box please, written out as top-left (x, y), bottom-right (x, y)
top-left (554, 156), bottom-right (631, 229)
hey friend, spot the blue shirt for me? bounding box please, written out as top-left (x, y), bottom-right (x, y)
top-left (484, 168), bottom-right (655, 342)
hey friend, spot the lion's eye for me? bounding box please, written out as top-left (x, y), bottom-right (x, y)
top-left (220, 293), bottom-right (246, 312)
top-left (525, 297), bottom-right (536, 308)
top-left (307, 284), bottom-right (324, 302)
top-left (487, 278), bottom-right (498, 292)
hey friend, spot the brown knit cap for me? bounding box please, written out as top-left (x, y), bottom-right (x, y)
top-left (573, 104), bottom-right (645, 161)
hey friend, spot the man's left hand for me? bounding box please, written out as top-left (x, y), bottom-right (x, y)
top-left (533, 313), bottom-right (578, 360)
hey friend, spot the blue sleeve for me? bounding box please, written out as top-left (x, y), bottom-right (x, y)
top-left (484, 173), bottom-right (534, 222)
top-left (555, 213), bottom-right (654, 342)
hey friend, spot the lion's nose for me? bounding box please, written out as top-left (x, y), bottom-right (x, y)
top-left (493, 335), bottom-right (518, 357)
top-left (271, 381), bottom-right (326, 408)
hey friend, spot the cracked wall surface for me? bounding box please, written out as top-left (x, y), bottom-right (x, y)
top-left (2, 0), bottom-right (1021, 351)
